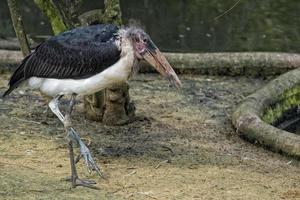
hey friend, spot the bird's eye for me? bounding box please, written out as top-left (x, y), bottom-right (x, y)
top-left (143, 39), bottom-right (147, 43)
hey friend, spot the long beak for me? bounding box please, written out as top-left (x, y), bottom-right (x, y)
top-left (142, 44), bottom-right (182, 89)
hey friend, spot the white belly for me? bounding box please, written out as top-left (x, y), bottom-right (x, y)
top-left (28, 53), bottom-right (134, 97)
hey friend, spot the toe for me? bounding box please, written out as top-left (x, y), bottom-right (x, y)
top-left (76, 178), bottom-right (99, 190)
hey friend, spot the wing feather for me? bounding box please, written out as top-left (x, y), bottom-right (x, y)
top-left (24, 24), bottom-right (121, 80)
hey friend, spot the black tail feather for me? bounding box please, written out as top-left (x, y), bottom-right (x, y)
top-left (2, 78), bottom-right (25, 97)
top-left (2, 53), bottom-right (32, 97)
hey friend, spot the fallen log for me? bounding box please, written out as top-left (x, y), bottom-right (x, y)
top-left (2, 50), bottom-right (300, 76)
top-left (164, 52), bottom-right (300, 76)
top-left (232, 68), bottom-right (300, 157)
top-left (0, 49), bottom-right (23, 65)
top-left (0, 38), bottom-right (21, 50)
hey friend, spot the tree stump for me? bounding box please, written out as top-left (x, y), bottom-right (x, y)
top-left (84, 83), bottom-right (135, 125)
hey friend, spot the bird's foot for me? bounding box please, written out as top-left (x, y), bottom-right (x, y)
top-left (62, 176), bottom-right (99, 190)
top-left (79, 141), bottom-right (105, 179)
top-left (68, 128), bottom-right (105, 179)
top-left (74, 153), bottom-right (109, 180)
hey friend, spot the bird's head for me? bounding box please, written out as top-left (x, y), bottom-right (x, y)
top-left (125, 27), bottom-right (182, 89)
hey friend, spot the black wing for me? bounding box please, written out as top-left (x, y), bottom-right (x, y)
top-left (25, 24), bottom-right (121, 79)
top-left (3, 24), bottom-right (121, 97)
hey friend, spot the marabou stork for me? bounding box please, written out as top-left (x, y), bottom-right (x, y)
top-left (2, 24), bottom-right (181, 189)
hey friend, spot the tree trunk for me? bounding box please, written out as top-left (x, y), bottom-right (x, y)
top-left (84, 83), bottom-right (135, 125)
top-left (51, 0), bottom-right (83, 28)
top-left (7, 0), bottom-right (30, 56)
top-left (102, 0), bottom-right (122, 25)
top-left (33, 0), bottom-right (67, 35)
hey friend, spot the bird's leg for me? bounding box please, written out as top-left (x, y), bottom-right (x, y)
top-left (64, 94), bottom-right (104, 177)
top-left (49, 94), bottom-right (103, 175)
top-left (66, 134), bottom-right (98, 189)
top-left (48, 94), bottom-right (103, 189)
top-left (48, 94), bottom-right (64, 122)
top-left (64, 93), bottom-right (76, 129)
top-left (65, 94), bottom-right (98, 189)
top-left (67, 138), bottom-right (77, 187)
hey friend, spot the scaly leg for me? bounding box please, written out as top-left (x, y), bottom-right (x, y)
top-left (66, 136), bottom-right (98, 189)
top-left (48, 94), bottom-right (103, 189)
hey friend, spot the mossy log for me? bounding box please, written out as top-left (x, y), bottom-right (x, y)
top-left (262, 85), bottom-right (300, 125)
top-left (232, 68), bottom-right (300, 157)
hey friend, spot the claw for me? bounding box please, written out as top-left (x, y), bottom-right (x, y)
top-left (79, 139), bottom-right (103, 177)
top-left (62, 176), bottom-right (99, 190)
top-left (69, 128), bottom-right (105, 179)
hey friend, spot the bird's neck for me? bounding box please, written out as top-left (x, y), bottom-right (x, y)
top-left (118, 35), bottom-right (138, 79)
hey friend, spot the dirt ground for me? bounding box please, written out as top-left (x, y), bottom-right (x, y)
top-left (0, 72), bottom-right (299, 200)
